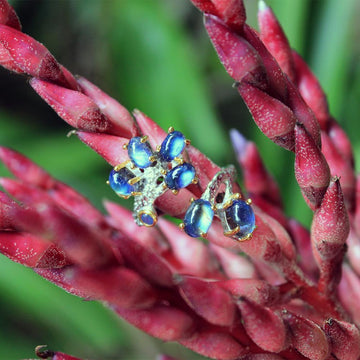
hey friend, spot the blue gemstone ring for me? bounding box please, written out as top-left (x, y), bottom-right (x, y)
top-left (107, 127), bottom-right (197, 227)
top-left (180, 166), bottom-right (256, 241)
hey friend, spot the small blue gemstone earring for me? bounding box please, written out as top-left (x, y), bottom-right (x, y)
top-left (180, 166), bottom-right (256, 241)
top-left (108, 127), bottom-right (197, 227)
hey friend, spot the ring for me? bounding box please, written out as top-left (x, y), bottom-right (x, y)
top-left (180, 166), bottom-right (256, 241)
top-left (107, 127), bottom-right (197, 227)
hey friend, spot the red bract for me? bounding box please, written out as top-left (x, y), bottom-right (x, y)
top-left (257, 0), bottom-right (295, 83)
top-left (1, 0), bottom-right (360, 359)
top-left (294, 123), bottom-right (330, 210)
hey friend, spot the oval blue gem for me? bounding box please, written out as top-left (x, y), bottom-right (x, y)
top-left (140, 212), bottom-right (155, 226)
top-left (183, 199), bottom-right (214, 237)
top-left (159, 131), bottom-right (185, 161)
top-left (165, 163), bottom-right (195, 190)
top-left (226, 199), bottom-right (255, 238)
top-left (109, 168), bottom-right (135, 197)
top-left (128, 137), bottom-right (153, 168)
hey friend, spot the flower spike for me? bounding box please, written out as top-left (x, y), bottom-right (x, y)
top-left (1, 0), bottom-right (360, 358)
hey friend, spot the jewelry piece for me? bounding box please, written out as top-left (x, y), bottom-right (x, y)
top-left (180, 166), bottom-right (256, 241)
top-left (108, 128), bottom-right (197, 227)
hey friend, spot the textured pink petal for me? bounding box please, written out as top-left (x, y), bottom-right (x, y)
top-left (155, 188), bottom-right (195, 218)
top-left (230, 129), bottom-right (282, 207)
top-left (238, 297), bottom-right (287, 352)
top-left (47, 181), bottom-right (107, 230)
top-left (210, 244), bottom-right (258, 279)
top-left (219, 278), bottom-right (280, 306)
top-left (242, 24), bottom-right (288, 99)
top-left (238, 82), bottom-right (296, 151)
top-left (337, 264), bottom-right (360, 326)
top-left (77, 76), bottom-right (138, 138)
top-left (36, 266), bottom-right (157, 309)
top-left (30, 78), bottom-right (125, 135)
top-left (133, 109), bottom-right (167, 148)
top-left (105, 201), bottom-right (168, 253)
top-left (282, 311), bottom-right (330, 360)
top-left (0, 189), bottom-right (46, 234)
top-left (113, 233), bottom-right (173, 287)
top-left (249, 194), bottom-right (288, 228)
top-left (286, 79), bottom-right (321, 148)
top-left (212, 0), bottom-right (246, 32)
top-left (258, 0), bottom-right (296, 82)
top-left (324, 319), bottom-right (360, 360)
top-left (179, 328), bottom-right (248, 360)
top-left (176, 275), bottom-right (237, 326)
top-left (321, 131), bottom-right (355, 210)
top-left (77, 131), bottom-right (128, 167)
top-left (328, 118), bottom-right (354, 168)
top-left (292, 51), bottom-right (329, 127)
top-left (347, 228), bottom-right (360, 276)
top-left (0, 41), bottom-right (23, 73)
top-left (189, 0), bottom-right (217, 15)
top-left (59, 64), bottom-right (79, 91)
top-left (186, 145), bottom-right (222, 192)
top-left (0, 231), bottom-right (68, 268)
top-left (0, 146), bottom-right (105, 228)
top-left (205, 15), bottom-right (265, 85)
top-left (0, 146), bottom-right (54, 188)
top-left (61, 266), bottom-right (157, 309)
top-left (288, 219), bottom-right (318, 280)
top-left (311, 178), bottom-right (349, 261)
top-left (259, 210), bottom-right (296, 261)
top-left (158, 218), bottom-right (220, 278)
top-left (294, 123), bottom-right (330, 209)
top-left (0, 0), bottom-right (21, 29)
top-left (240, 355), bottom-right (284, 360)
top-left (0, 178), bottom-right (116, 268)
top-left (0, 24), bottom-right (72, 88)
top-left (115, 305), bottom-right (195, 341)
top-left (235, 212), bottom-right (282, 263)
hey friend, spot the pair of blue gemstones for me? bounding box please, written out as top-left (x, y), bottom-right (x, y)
top-left (108, 128), bottom-right (197, 227)
top-left (180, 166), bottom-right (256, 241)
top-left (180, 196), bottom-right (255, 240)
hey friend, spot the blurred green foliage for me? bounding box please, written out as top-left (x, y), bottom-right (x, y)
top-left (0, 0), bottom-right (359, 358)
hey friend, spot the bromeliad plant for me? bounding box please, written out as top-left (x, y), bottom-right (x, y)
top-left (1, 0), bottom-right (360, 359)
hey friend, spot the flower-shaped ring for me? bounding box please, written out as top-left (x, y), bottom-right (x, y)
top-left (107, 127), bottom-right (197, 227)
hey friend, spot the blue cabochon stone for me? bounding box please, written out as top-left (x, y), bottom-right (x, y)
top-left (226, 199), bottom-right (255, 238)
top-left (165, 163), bottom-right (195, 190)
top-left (184, 199), bottom-right (214, 238)
top-left (140, 212), bottom-right (155, 226)
top-left (159, 131), bottom-right (186, 161)
top-left (128, 137), bottom-right (153, 168)
top-left (109, 168), bottom-right (135, 197)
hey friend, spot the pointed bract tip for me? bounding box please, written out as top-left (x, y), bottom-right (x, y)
top-left (35, 345), bottom-right (54, 358)
top-left (230, 128), bottom-right (248, 156)
top-left (258, 0), bottom-right (269, 12)
top-left (66, 129), bottom-right (77, 138)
